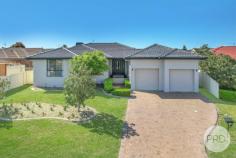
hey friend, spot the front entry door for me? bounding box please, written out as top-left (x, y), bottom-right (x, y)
top-left (112, 59), bottom-right (125, 76)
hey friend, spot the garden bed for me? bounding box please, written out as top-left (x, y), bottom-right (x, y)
top-left (0, 102), bottom-right (96, 122)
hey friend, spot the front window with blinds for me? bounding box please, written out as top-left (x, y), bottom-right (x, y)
top-left (47, 59), bottom-right (63, 77)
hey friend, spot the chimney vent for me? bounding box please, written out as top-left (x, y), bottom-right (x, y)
top-left (76, 42), bottom-right (83, 46)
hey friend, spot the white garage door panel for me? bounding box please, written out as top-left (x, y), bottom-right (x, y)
top-left (135, 69), bottom-right (159, 90)
top-left (170, 69), bottom-right (194, 92)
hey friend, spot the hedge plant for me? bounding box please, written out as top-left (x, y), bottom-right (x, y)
top-left (104, 78), bottom-right (113, 92)
top-left (111, 88), bottom-right (130, 97)
top-left (124, 79), bottom-right (131, 88)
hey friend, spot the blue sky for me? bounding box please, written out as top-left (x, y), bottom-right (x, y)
top-left (0, 0), bottom-right (235, 49)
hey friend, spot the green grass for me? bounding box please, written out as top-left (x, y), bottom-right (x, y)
top-left (200, 88), bottom-right (236, 158)
top-left (1, 84), bottom-right (66, 105)
top-left (0, 85), bottom-right (127, 158)
top-left (220, 89), bottom-right (236, 102)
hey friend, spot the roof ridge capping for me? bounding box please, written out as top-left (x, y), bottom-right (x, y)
top-left (62, 47), bottom-right (77, 55)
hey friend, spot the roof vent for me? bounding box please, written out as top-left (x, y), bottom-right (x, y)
top-left (76, 42), bottom-right (84, 46)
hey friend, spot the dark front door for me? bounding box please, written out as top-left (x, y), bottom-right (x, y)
top-left (112, 59), bottom-right (125, 76)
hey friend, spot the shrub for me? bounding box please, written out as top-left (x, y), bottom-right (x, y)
top-left (37, 102), bottom-right (42, 108)
top-left (220, 89), bottom-right (236, 102)
top-left (64, 106), bottom-right (68, 111)
top-left (0, 78), bottom-right (10, 99)
top-left (104, 78), bottom-right (113, 92)
top-left (20, 113), bottom-right (24, 117)
top-left (50, 107), bottom-right (54, 111)
top-left (111, 88), bottom-right (130, 97)
top-left (42, 112), bottom-right (46, 117)
top-left (196, 45), bottom-right (236, 89)
top-left (59, 112), bottom-right (64, 116)
top-left (124, 79), bottom-right (131, 88)
top-left (26, 105), bottom-right (30, 110)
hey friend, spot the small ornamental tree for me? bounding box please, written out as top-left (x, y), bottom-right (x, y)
top-left (64, 51), bottom-right (108, 111)
top-left (64, 65), bottom-right (96, 111)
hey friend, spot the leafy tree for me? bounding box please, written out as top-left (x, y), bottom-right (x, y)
top-left (64, 51), bottom-right (108, 111)
top-left (64, 65), bottom-right (96, 111)
top-left (195, 45), bottom-right (236, 89)
top-left (10, 42), bottom-right (25, 48)
top-left (194, 44), bottom-right (212, 56)
top-left (0, 78), bottom-right (10, 99)
top-left (71, 51), bottom-right (108, 75)
top-left (182, 45), bottom-right (187, 50)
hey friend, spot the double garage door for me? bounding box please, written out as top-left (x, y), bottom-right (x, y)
top-left (134, 69), bottom-right (194, 92)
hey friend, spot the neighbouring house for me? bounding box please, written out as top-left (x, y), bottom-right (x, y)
top-left (27, 42), bottom-right (204, 92)
top-left (212, 46), bottom-right (236, 60)
top-left (0, 47), bottom-right (45, 75)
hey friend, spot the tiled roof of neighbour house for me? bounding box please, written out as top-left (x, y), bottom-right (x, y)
top-left (212, 46), bottom-right (236, 60)
top-left (27, 47), bottom-right (76, 59)
top-left (126, 44), bottom-right (205, 59)
top-left (86, 43), bottom-right (137, 58)
top-left (0, 48), bottom-right (45, 59)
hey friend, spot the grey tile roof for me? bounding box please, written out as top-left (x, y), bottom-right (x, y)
top-left (164, 49), bottom-right (204, 59)
top-left (27, 47), bottom-right (75, 59)
top-left (27, 43), bottom-right (137, 59)
top-left (126, 44), bottom-right (205, 59)
top-left (26, 43), bottom-right (204, 60)
top-left (69, 44), bottom-right (113, 58)
top-left (86, 43), bottom-right (136, 58)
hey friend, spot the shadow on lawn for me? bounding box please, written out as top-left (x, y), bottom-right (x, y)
top-left (5, 84), bottom-right (31, 97)
top-left (81, 112), bottom-right (139, 139)
top-left (0, 120), bottom-right (13, 129)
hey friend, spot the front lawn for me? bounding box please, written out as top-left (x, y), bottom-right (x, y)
top-left (0, 85), bottom-right (127, 158)
top-left (220, 89), bottom-right (236, 102)
top-left (200, 88), bottom-right (236, 158)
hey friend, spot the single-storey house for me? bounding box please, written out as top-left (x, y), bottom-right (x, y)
top-left (27, 42), bottom-right (204, 92)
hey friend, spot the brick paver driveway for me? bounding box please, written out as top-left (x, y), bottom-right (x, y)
top-left (119, 91), bottom-right (217, 158)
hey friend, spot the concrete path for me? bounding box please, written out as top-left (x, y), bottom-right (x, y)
top-left (119, 91), bottom-right (217, 158)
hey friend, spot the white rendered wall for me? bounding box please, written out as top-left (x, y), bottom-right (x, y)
top-left (32, 59), bottom-right (109, 87)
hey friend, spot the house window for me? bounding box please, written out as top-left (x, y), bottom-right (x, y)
top-left (47, 59), bottom-right (63, 77)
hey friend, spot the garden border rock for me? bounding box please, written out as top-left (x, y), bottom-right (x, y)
top-left (0, 114), bottom-right (96, 123)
